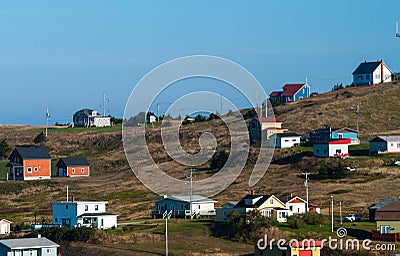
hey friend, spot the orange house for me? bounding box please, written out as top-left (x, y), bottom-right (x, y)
top-left (56, 158), bottom-right (90, 177)
top-left (6, 146), bottom-right (52, 180)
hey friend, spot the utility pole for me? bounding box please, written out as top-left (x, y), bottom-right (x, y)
top-left (45, 107), bottom-right (49, 137)
top-left (220, 93), bottom-right (223, 114)
top-left (340, 201), bottom-right (343, 226)
top-left (186, 168), bottom-right (195, 219)
top-left (103, 94), bottom-right (106, 117)
top-left (331, 195), bottom-right (334, 233)
top-left (163, 210), bottom-right (172, 256)
top-left (302, 172), bottom-right (310, 212)
top-left (66, 185), bottom-right (69, 202)
top-left (157, 103), bottom-right (160, 123)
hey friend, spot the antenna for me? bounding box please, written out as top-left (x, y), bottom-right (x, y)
top-left (45, 107), bottom-right (50, 137)
top-left (103, 94), bottom-right (107, 117)
top-left (396, 21), bottom-right (400, 38)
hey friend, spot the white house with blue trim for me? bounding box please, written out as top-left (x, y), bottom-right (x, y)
top-left (352, 59), bottom-right (392, 86)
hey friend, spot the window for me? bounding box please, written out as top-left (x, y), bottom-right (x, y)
top-left (336, 149), bottom-right (342, 154)
top-left (289, 206), bottom-right (293, 211)
top-left (34, 167), bottom-right (38, 172)
top-left (317, 149), bottom-right (320, 153)
top-left (198, 205), bottom-right (201, 209)
top-left (27, 167), bottom-right (32, 173)
top-left (324, 149), bottom-right (327, 154)
top-left (95, 205), bottom-right (99, 211)
top-left (292, 139), bottom-right (296, 142)
top-left (284, 139), bottom-right (289, 142)
top-left (65, 205), bottom-right (68, 210)
top-left (338, 133), bottom-right (343, 139)
top-left (81, 168), bottom-right (85, 173)
top-left (47, 248), bottom-right (52, 253)
top-left (358, 75), bottom-right (363, 80)
top-left (85, 205), bottom-right (88, 211)
top-left (397, 143), bottom-right (400, 148)
top-left (366, 74), bottom-right (370, 79)
top-left (72, 168), bottom-right (75, 173)
top-left (270, 198), bottom-right (274, 204)
top-left (55, 218), bottom-right (58, 222)
top-left (381, 225), bottom-right (390, 234)
top-left (101, 219), bottom-right (104, 226)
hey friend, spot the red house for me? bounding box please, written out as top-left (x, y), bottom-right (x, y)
top-left (56, 158), bottom-right (90, 177)
top-left (6, 146), bottom-right (52, 180)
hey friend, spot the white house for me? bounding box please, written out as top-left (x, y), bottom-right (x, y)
top-left (151, 195), bottom-right (217, 218)
top-left (313, 139), bottom-right (351, 158)
top-left (277, 196), bottom-right (307, 216)
top-left (269, 133), bottom-right (301, 148)
top-left (0, 219), bottom-right (11, 235)
top-left (352, 59), bottom-right (392, 86)
top-left (0, 236), bottom-right (59, 256)
top-left (370, 136), bottom-right (400, 154)
top-left (51, 200), bottom-right (117, 229)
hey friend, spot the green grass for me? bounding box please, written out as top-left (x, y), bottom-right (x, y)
top-left (349, 143), bottom-right (370, 151)
top-left (18, 124), bottom-right (122, 135)
top-left (0, 160), bottom-right (8, 180)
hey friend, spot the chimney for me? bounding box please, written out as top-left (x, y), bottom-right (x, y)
top-left (38, 234), bottom-right (41, 238)
top-left (381, 59), bottom-right (385, 84)
top-left (71, 195), bottom-right (75, 202)
top-left (251, 190), bottom-right (255, 196)
top-left (163, 195), bottom-right (168, 199)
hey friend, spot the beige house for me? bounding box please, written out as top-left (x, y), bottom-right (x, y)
top-left (0, 219), bottom-right (12, 235)
top-left (249, 117), bottom-right (287, 142)
top-left (372, 200), bottom-right (400, 241)
top-left (215, 192), bottom-right (289, 223)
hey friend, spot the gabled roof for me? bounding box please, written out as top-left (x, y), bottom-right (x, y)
top-left (332, 127), bottom-right (358, 134)
top-left (368, 198), bottom-right (399, 210)
top-left (370, 136), bottom-right (400, 143)
top-left (234, 194), bottom-right (284, 209)
top-left (155, 195), bottom-right (217, 204)
top-left (0, 237), bottom-right (59, 249)
top-left (352, 61), bottom-right (381, 75)
top-left (281, 84), bottom-right (307, 96)
top-left (277, 195), bottom-right (306, 204)
top-left (0, 219), bottom-right (12, 223)
top-left (274, 132), bottom-right (300, 138)
top-left (12, 146), bottom-right (51, 159)
top-left (376, 201), bottom-right (400, 221)
top-left (254, 117), bottom-right (282, 123)
top-left (269, 91), bottom-right (282, 97)
top-left (57, 158), bottom-right (90, 166)
top-left (314, 139), bottom-right (351, 145)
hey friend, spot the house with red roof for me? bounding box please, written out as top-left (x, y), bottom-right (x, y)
top-left (313, 139), bottom-right (351, 158)
top-left (248, 117), bottom-right (288, 141)
top-left (269, 83), bottom-right (310, 104)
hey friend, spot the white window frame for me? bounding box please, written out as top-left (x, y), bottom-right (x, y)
top-left (81, 168), bottom-right (85, 173)
top-left (27, 167), bottom-right (32, 173)
top-left (34, 167), bottom-right (38, 172)
top-left (72, 168), bottom-right (75, 174)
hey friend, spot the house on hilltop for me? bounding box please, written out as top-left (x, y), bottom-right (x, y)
top-left (72, 108), bottom-right (111, 127)
top-left (269, 83), bottom-right (310, 104)
top-left (352, 59), bottom-right (392, 86)
top-left (6, 146), bottom-right (52, 180)
top-left (56, 158), bottom-right (90, 177)
top-left (249, 117), bottom-right (288, 141)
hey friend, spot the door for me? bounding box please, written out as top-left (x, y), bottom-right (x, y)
top-left (299, 250), bottom-right (312, 256)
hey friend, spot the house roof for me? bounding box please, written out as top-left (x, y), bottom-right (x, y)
top-left (57, 158), bottom-right (90, 166)
top-left (12, 146), bottom-right (51, 159)
top-left (269, 91), bottom-right (282, 97)
top-left (0, 219), bottom-right (12, 223)
top-left (51, 201), bottom-right (108, 205)
top-left (370, 136), bottom-right (400, 143)
top-left (274, 133), bottom-right (301, 138)
top-left (314, 139), bottom-right (351, 145)
top-left (352, 61), bottom-right (382, 75)
top-left (255, 117), bottom-right (282, 123)
top-left (368, 198), bottom-right (399, 210)
top-left (277, 195), bottom-right (306, 204)
top-left (376, 201), bottom-right (400, 221)
top-left (281, 84), bottom-right (306, 96)
top-left (156, 195), bottom-right (217, 204)
top-left (234, 194), bottom-right (284, 209)
top-left (5, 162), bottom-right (23, 167)
top-left (0, 237), bottom-right (59, 249)
top-left (77, 212), bottom-right (117, 218)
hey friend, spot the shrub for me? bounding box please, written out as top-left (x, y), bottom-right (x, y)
top-left (287, 215), bottom-right (305, 229)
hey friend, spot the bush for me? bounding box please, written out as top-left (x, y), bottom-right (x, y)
top-left (303, 211), bottom-right (325, 225)
top-left (28, 227), bottom-right (95, 243)
top-left (210, 151), bottom-right (229, 171)
top-left (287, 215), bottom-right (305, 229)
top-left (315, 162), bottom-right (348, 180)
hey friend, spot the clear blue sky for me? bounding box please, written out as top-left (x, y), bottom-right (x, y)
top-left (1, 1), bottom-right (399, 125)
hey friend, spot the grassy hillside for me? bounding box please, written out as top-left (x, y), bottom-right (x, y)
top-left (1, 83), bottom-right (400, 255)
top-left (274, 81), bottom-right (400, 137)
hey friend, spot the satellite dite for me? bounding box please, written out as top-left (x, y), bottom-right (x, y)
top-left (397, 21), bottom-right (400, 38)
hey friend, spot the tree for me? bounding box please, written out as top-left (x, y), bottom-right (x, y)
top-left (33, 132), bottom-right (45, 144)
top-left (0, 139), bottom-right (10, 159)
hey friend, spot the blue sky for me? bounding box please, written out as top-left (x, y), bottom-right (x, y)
top-left (1, 1), bottom-right (399, 125)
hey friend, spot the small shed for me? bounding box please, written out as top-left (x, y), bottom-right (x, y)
top-left (0, 219), bottom-right (12, 235)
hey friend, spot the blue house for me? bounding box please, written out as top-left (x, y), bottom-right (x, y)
top-left (269, 83), bottom-right (310, 104)
top-left (0, 237), bottom-right (59, 256)
top-left (309, 127), bottom-right (359, 145)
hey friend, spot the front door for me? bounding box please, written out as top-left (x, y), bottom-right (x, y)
top-left (0, 224), bottom-right (7, 234)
